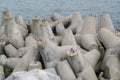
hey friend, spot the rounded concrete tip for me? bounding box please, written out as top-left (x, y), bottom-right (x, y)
top-left (32, 16), bottom-right (40, 21)
top-left (4, 15), bottom-right (12, 20)
top-left (3, 8), bottom-right (9, 13)
top-left (32, 16), bottom-right (42, 23)
top-left (67, 48), bottom-right (77, 57)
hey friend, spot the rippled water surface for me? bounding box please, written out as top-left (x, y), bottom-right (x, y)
top-left (0, 0), bottom-right (120, 29)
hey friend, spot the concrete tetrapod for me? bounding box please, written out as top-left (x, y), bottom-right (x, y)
top-left (80, 34), bottom-right (98, 51)
top-left (98, 28), bottom-right (120, 49)
top-left (25, 35), bottom-right (38, 48)
top-left (50, 15), bottom-right (71, 29)
top-left (78, 67), bottom-right (98, 80)
top-left (5, 44), bottom-right (18, 58)
top-left (31, 16), bottom-right (42, 38)
top-left (67, 47), bottom-right (98, 80)
top-left (1, 8), bottom-right (12, 26)
top-left (15, 15), bottom-right (28, 38)
top-left (56, 23), bottom-right (65, 36)
top-left (99, 13), bottom-right (115, 32)
top-left (38, 37), bottom-right (78, 62)
top-left (56, 60), bottom-right (76, 80)
top-left (13, 46), bottom-right (38, 72)
top-left (68, 12), bottom-right (83, 34)
top-left (61, 29), bottom-right (77, 46)
top-left (84, 49), bottom-right (101, 69)
top-left (51, 13), bottom-right (64, 21)
top-left (102, 49), bottom-right (120, 80)
top-left (67, 47), bottom-right (89, 75)
top-left (15, 15), bottom-right (27, 29)
top-left (4, 15), bottom-right (24, 49)
top-left (81, 16), bottom-right (96, 34)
